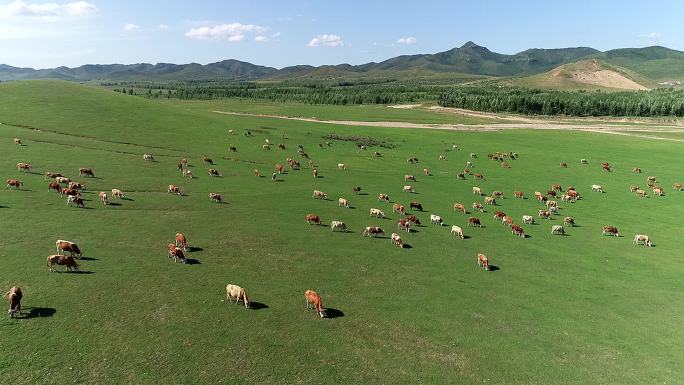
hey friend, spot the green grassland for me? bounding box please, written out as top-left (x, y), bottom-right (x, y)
top-left (0, 81), bottom-right (682, 385)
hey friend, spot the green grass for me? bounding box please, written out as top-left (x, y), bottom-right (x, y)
top-left (0, 81), bottom-right (682, 385)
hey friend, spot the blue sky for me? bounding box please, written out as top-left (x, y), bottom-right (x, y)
top-left (0, 0), bottom-right (681, 68)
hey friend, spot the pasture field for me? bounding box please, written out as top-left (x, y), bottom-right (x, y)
top-left (0, 81), bottom-right (683, 385)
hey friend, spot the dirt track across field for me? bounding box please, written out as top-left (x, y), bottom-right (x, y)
top-left (212, 110), bottom-right (684, 142)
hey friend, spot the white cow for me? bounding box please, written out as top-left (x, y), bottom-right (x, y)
top-left (632, 234), bottom-right (652, 247)
top-left (551, 225), bottom-right (565, 235)
top-left (330, 221), bottom-right (348, 232)
top-left (430, 214), bottom-right (443, 226)
top-left (522, 215), bottom-right (535, 224)
top-left (450, 225), bottom-right (464, 239)
top-left (337, 163), bottom-right (346, 170)
top-left (338, 198), bottom-right (350, 208)
top-left (403, 185), bottom-right (415, 193)
top-left (591, 184), bottom-right (604, 193)
top-left (369, 208), bottom-right (385, 218)
top-left (143, 154), bottom-right (155, 161)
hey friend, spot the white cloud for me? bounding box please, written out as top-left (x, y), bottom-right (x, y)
top-left (308, 34), bottom-right (343, 47)
top-left (0, 0), bottom-right (97, 19)
top-left (123, 23), bottom-right (139, 32)
top-left (397, 36), bottom-right (417, 45)
top-left (185, 23), bottom-right (267, 42)
top-left (639, 32), bottom-right (660, 39)
top-left (157, 23), bottom-right (169, 30)
top-left (254, 35), bottom-right (267, 42)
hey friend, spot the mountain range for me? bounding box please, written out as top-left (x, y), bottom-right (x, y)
top-left (2, 41), bottom-right (683, 85)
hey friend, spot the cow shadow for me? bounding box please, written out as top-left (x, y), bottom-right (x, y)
top-left (402, 244), bottom-right (413, 249)
top-left (0, 205), bottom-right (7, 209)
top-left (248, 302), bottom-right (268, 310)
top-left (108, 202), bottom-right (122, 206)
top-left (15, 307), bottom-right (57, 319)
top-left (357, 192), bottom-right (369, 196)
top-left (315, 176), bottom-right (326, 179)
top-left (324, 308), bottom-right (344, 319)
top-left (185, 258), bottom-right (201, 265)
top-left (79, 257), bottom-right (98, 261)
top-left (187, 246), bottom-right (203, 252)
top-left (72, 270), bottom-right (95, 274)
top-left (488, 265), bottom-right (500, 272)
top-left (462, 235), bottom-right (471, 239)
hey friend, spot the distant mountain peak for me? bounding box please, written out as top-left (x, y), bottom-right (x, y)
top-left (460, 41), bottom-right (484, 49)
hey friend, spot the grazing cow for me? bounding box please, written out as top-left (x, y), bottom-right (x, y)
top-left (66, 196), bottom-right (85, 208)
top-left (560, 162), bottom-right (568, 168)
top-left (271, 172), bottom-right (277, 182)
top-left (493, 211), bottom-right (506, 220)
top-left (278, 143), bottom-right (286, 150)
top-left (225, 284), bottom-right (250, 308)
top-left (307, 159), bottom-right (315, 168)
top-left (633, 234), bottom-right (652, 247)
top-left (99, 191), bottom-right (109, 205)
top-left (492, 191), bottom-right (504, 199)
top-left (6, 179), bottom-right (22, 190)
top-left (338, 198), bottom-right (350, 208)
top-left (5, 286), bottom-right (22, 317)
top-left (511, 225), bottom-right (525, 238)
top-left (143, 154), bottom-right (155, 161)
top-left (450, 225), bottom-right (464, 239)
top-left (275, 164), bottom-right (284, 174)
top-left (16, 163), bottom-right (32, 172)
top-left (430, 214), bottom-right (443, 226)
top-left (673, 182), bottom-right (682, 191)
top-left (470, 153), bottom-right (477, 158)
top-left (453, 203), bottom-right (467, 213)
top-left (168, 185), bottom-right (181, 196)
top-left (501, 162), bottom-right (511, 168)
top-left (551, 225), bottom-right (565, 235)
top-left (180, 159), bottom-right (188, 166)
top-left (45, 172), bottom-right (63, 180)
top-left (305, 290), bottom-right (325, 318)
top-left (182, 169), bottom-right (194, 178)
top-left (14, 138), bottom-right (23, 146)
top-left (175, 233), bottom-right (188, 251)
top-left (48, 181), bottom-right (61, 192)
top-left (208, 169), bottom-right (221, 177)
top-left (392, 203), bottom-right (405, 214)
top-left (405, 175), bottom-right (416, 182)
top-left (514, 191), bottom-right (525, 199)
top-left (484, 197), bottom-right (496, 205)
top-left (602, 226), bottom-right (619, 237)
top-left (538, 210), bottom-right (551, 219)
top-left (305, 214), bottom-right (321, 225)
top-left (567, 190), bottom-right (579, 200)
top-left (591, 184), bottom-right (604, 193)
top-left (254, 169), bottom-right (261, 177)
top-left (262, 144), bottom-right (271, 150)
top-left (55, 239), bottom-right (82, 258)
top-left (167, 244), bottom-right (187, 263)
top-left (501, 216), bottom-right (513, 227)
top-left (561, 194), bottom-right (572, 203)
top-left (580, 158), bottom-right (588, 164)
top-left (534, 191), bottom-right (543, 201)
top-left (468, 217), bottom-right (481, 227)
top-left (546, 200), bottom-right (558, 208)
top-left (177, 162), bottom-right (184, 172)
top-left (112, 189), bottom-right (125, 199)
top-left (652, 187), bottom-right (664, 196)
top-left (472, 187), bottom-right (482, 195)
top-left (472, 202), bottom-right (484, 212)
top-left (548, 206), bottom-right (559, 215)
top-left (474, 173), bottom-right (484, 180)
top-left (552, 184), bottom-right (562, 192)
top-left (522, 215), bottom-right (535, 224)
top-left (390, 232), bottom-right (404, 248)
top-left (406, 215), bottom-right (421, 225)
top-left (203, 156), bottom-right (214, 165)
top-left (439, 155), bottom-right (446, 161)
top-left (229, 146), bottom-right (237, 152)
top-left (47, 255), bottom-right (79, 272)
top-left (331, 221), bottom-right (348, 232)
top-left (410, 202), bottom-right (423, 211)
top-left (378, 193), bottom-right (390, 202)
top-left (369, 208), bottom-right (385, 218)
top-left (337, 163), bottom-right (347, 170)
top-left (79, 168), bottom-right (95, 177)
top-left (632, 167), bottom-right (641, 174)
top-left (477, 254), bottom-right (489, 270)
top-left (635, 189), bottom-right (647, 197)
top-left (457, 173), bottom-right (466, 180)
top-left (68, 182), bottom-right (85, 190)
top-left (403, 185), bottom-right (415, 193)
top-left (363, 226), bottom-right (384, 237)
top-left (602, 163), bottom-right (611, 172)
top-left (397, 219), bottom-right (411, 233)
top-left (209, 192), bottom-right (223, 203)
top-left (423, 168), bottom-right (430, 176)
top-left (353, 187), bottom-right (362, 195)
top-left (312, 169), bottom-right (318, 178)
top-left (61, 187), bottom-right (80, 197)
top-left (546, 190), bottom-right (557, 197)
top-left (312, 190), bottom-right (327, 199)
top-left (406, 156), bottom-right (418, 164)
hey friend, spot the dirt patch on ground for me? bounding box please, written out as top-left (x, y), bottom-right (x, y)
top-left (387, 104), bottom-right (423, 109)
top-left (569, 69), bottom-right (647, 90)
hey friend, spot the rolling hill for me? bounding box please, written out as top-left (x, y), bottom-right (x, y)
top-left (513, 59), bottom-right (651, 90)
top-left (2, 43), bottom-right (684, 85)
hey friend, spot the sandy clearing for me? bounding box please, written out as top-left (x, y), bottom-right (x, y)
top-left (570, 69), bottom-right (648, 91)
top-left (387, 104), bottom-right (423, 109)
top-left (212, 110), bottom-right (684, 142)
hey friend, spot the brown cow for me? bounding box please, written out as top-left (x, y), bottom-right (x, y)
top-left (254, 169), bottom-right (261, 177)
top-left (305, 290), bottom-right (325, 318)
top-left (493, 211), bottom-right (506, 220)
top-left (397, 219), bottom-right (411, 233)
top-left (56, 240), bottom-right (82, 258)
top-left (406, 215), bottom-right (421, 226)
top-left (632, 167), bottom-right (641, 174)
top-left (392, 203), bottom-right (405, 214)
top-left (362, 226), bottom-right (384, 237)
top-left (48, 181), bottom-right (61, 192)
top-left (79, 168), bottom-right (94, 177)
top-left (47, 254), bottom-right (79, 272)
top-left (6, 179), bottom-right (22, 190)
top-left (175, 233), bottom-right (188, 251)
top-left (409, 202), bottom-right (423, 211)
top-left (68, 182), bottom-right (85, 190)
top-left (168, 185), bottom-right (181, 196)
top-left (45, 172), bottom-right (63, 180)
top-left (674, 182), bottom-right (682, 191)
top-left (560, 162), bottom-right (568, 168)
top-left (352, 186), bottom-right (362, 194)
top-left (404, 175), bottom-right (416, 182)
top-left (477, 254), bottom-right (489, 271)
top-left (511, 225), bottom-right (525, 238)
top-left (602, 163), bottom-right (611, 172)
top-left (203, 156), bottom-right (214, 165)
top-left (312, 169), bottom-right (318, 178)
top-left (5, 286), bottom-right (23, 317)
top-left (378, 193), bottom-right (390, 202)
top-left (66, 196), bottom-right (85, 208)
top-left (305, 213), bottom-right (321, 225)
top-left (167, 243), bottom-right (187, 263)
top-left (14, 138), bottom-right (23, 146)
top-left (468, 217), bottom-right (482, 227)
top-left (472, 202), bottom-right (484, 212)
top-left (474, 173), bottom-right (484, 180)
top-left (514, 191), bottom-right (525, 199)
top-left (552, 184), bottom-right (562, 191)
top-left (16, 163), bottom-right (32, 172)
top-left (209, 192), bottom-right (223, 203)
top-left (602, 226), bottom-right (619, 237)
top-left (208, 169), bottom-right (221, 177)
top-left (275, 164), bottom-right (284, 174)
top-left (61, 188), bottom-right (79, 197)
top-left (453, 203), bottom-right (467, 213)
top-left (564, 216), bottom-right (575, 227)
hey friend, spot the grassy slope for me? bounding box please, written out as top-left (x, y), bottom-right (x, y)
top-left (0, 81), bottom-right (682, 385)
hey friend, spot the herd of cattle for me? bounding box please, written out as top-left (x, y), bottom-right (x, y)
top-left (4, 134), bottom-right (678, 318)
